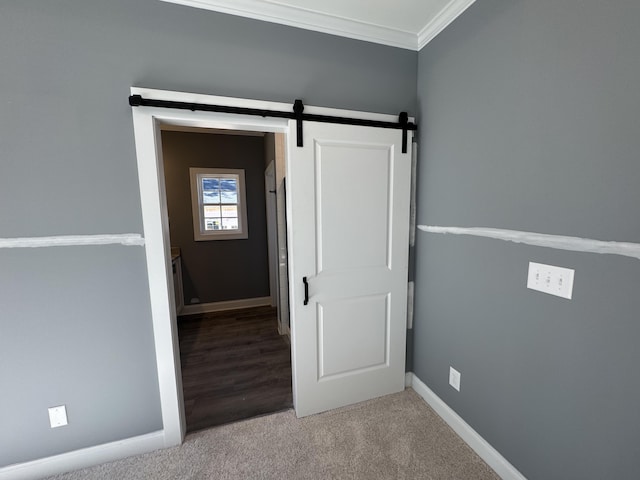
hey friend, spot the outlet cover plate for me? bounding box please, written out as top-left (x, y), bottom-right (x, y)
top-left (449, 367), bottom-right (461, 391)
top-left (527, 262), bottom-right (574, 299)
top-left (48, 405), bottom-right (68, 428)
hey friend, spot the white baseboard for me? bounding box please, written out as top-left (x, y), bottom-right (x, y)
top-left (405, 371), bottom-right (413, 388)
top-left (0, 430), bottom-right (165, 480)
top-left (406, 372), bottom-right (527, 480)
top-left (278, 322), bottom-right (290, 338)
top-left (180, 296), bottom-right (272, 315)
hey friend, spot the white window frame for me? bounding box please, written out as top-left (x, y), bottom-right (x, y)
top-left (189, 167), bottom-right (248, 241)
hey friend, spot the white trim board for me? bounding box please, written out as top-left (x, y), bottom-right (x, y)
top-left (404, 371), bottom-right (413, 388)
top-left (160, 0), bottom-right (476, 51)
top-left (180, 296), bottom-right (272, 315)
top-left (278, 322), bottom-right (290, 339)
top-left (0, 431), bottom-right (164, 480)
top-left (0, 234), bottom-right (144, 249)
top-left (160, 124), bottom-right (265, 136)
top-left (406, 373), bottom-right (527, 480)
top-left (419, 225), bottom-right (640, 261)
top-left (417, 0), bottom-right (477, 49)
top-left (131, 86), bottom-right (292, 450)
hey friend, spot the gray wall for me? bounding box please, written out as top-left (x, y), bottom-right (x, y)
top-left (0, 0), bottom-right (416, 468)
top-left (413, 1), bottom-right (640, 478)
top-left (162, 131), bottom-right (269, 304)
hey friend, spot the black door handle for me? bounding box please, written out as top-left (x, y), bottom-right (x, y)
top-left (303, 276), bottom-right (309, 305)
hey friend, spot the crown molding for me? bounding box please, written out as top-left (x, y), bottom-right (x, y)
top-left (417, 0), bottom-right (476, 49)
top-left (160, 0), bottom-right (477, 51)
top-left (160, 0), bottom-right (417, 50)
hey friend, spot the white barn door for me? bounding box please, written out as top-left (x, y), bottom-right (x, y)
top-left (287, 119), bottom-right (411, 417)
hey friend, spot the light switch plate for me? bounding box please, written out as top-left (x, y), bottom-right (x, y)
top-left (527, 262), bottom-right (574, 299)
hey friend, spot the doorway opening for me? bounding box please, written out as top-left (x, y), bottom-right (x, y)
top-left (130, 87), bottom-right (413, 446)
top-left (160, 126), bottom-right (291, 432)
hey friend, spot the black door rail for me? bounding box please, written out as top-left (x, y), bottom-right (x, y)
top-left (129, 95), bottom-right (416, 153)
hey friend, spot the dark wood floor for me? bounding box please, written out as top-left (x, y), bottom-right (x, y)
top-left (178, 306), bottom-right (293, 433)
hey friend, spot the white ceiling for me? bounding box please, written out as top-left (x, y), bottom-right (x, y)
top-left (160, 0), bottom-right (477, 50)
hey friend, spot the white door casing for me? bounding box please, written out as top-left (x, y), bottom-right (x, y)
top-left (287, 120), bottom-right (412, 417)
top-left (265, 161), bottom-right (280, 313)
top-left (131, 88), bottom-right (290, 447)
top-left (130, 87), bottom-right (412, 442)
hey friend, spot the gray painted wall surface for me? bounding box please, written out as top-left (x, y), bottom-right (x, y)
top-left (414, 1), bottom-right (640, 478)
top-left (0, 0), bottom-right (416, 467)
top-left (162, 131), bottom-right (269, 304)
top-left (0, 247), bottom-right (161, 466)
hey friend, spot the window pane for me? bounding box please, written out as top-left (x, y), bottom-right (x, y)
top-left (202, 178), bottom-right (219, 190)
top-left (203, 189), bottom-right (220, 204)
top-left (202, 177), bottom-right (220, 204)
top-left (205, 218), bottom-right (221, 231)
top-left (220, 178), bottom-right (238, 204)
top-left (204, 205), bottom-right (221, 218)
top-left (221, 205), bottom-right (237, 218)
top-left (222, 217), bottom-right (238, 230)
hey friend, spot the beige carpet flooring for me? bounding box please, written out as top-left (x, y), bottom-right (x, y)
top-left (47, 389), bottom-right (499, 480)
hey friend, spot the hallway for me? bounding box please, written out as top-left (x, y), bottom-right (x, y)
top-left (178, 306), bottom-right (292, 432)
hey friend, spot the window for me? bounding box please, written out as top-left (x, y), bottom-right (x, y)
top-left (190, 167), bottom-right (248, 241)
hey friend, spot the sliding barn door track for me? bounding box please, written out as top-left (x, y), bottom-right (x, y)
top-left (129, 95), bottom-right (417, 153)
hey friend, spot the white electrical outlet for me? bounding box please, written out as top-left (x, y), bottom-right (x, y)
top-left (48, 405), bottom-right (68, 428)
top-left (527, 262), bottom-right (574, 299)
top-left (449, 367), bottom-right (461, 391)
